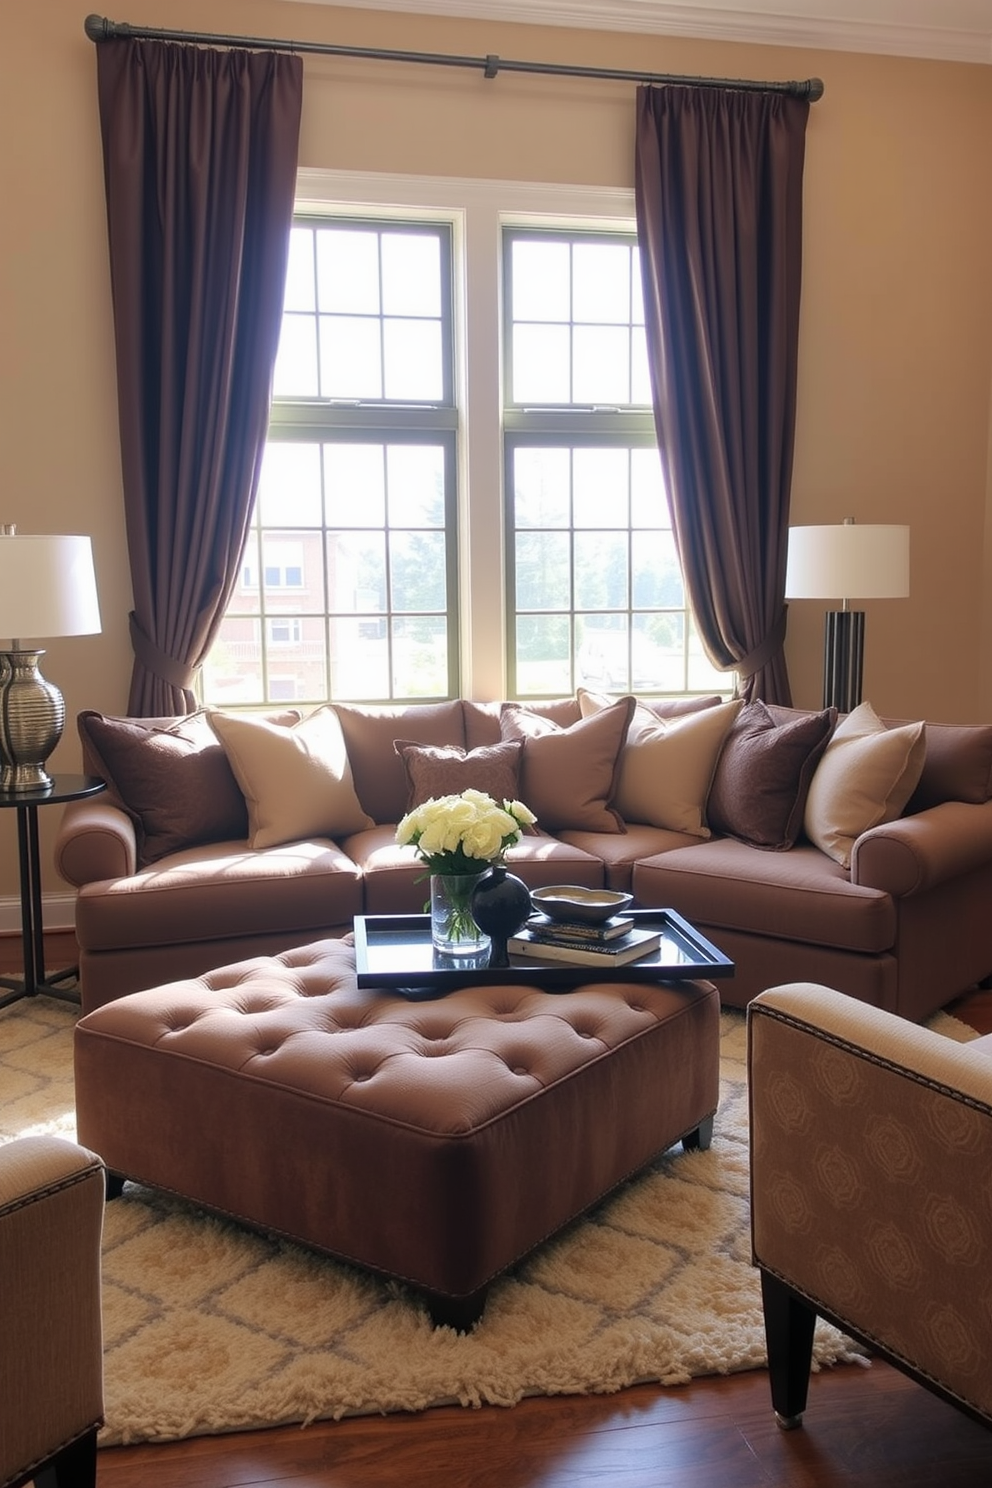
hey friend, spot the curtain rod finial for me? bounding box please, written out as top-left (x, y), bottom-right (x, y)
top-left (84, 14), bottom-right (109, 40)
top-left (806, 77), bottom-right (825, 101)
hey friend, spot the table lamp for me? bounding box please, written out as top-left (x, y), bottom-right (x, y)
top-left (0, 527), bottom-right (102, 791)
top-left (785, 518), bottom-right (910, 713)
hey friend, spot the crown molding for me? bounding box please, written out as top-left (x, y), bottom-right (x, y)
top-left (287, 1), bottom-right (992, 65)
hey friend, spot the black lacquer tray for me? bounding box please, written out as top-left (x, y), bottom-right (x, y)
top-left (353, 907), bottom-right (734, 994)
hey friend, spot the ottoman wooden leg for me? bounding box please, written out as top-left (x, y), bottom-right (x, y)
top-left (105, 1170), bottom-right (126, 1200)
top-left (683, 1114), bottom-right (714, 1151)
top-left (423, 1284), bottom-right (490, 1333)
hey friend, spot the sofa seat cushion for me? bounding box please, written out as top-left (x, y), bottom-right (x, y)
top-left (558, 823), bottom-right (700, 894)
top-left (344, 825), bottom-right (605, 916)
top-left (74, 837), bottom-right (363, 953)
top-left (632, 839), bottom-right (896, 955)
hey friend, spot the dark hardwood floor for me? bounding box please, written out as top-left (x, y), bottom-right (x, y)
top-left (7, 932), bottom-right (992, 1486)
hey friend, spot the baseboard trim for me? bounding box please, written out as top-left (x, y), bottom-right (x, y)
top-left (0, 894), bottom-right (76, 935)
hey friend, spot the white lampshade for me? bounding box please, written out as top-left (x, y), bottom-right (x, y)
top-left (785, 523), bottom-right (910, 603)
top-left (0, 533), bottom-right (101, 642)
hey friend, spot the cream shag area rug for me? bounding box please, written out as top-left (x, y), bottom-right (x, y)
top-left (0, 996), bottom-right (974, 1446)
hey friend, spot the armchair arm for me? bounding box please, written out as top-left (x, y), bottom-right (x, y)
top-left (850, 797), bottom-right (992, 897)
top-left (748, 983), bottom-right (992, 1428)
top-left (0, 1136), bottom-right (105, 1487)
top-left (54, 797), bottom-right (138, 887)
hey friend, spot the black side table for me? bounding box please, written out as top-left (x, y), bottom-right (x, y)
top-left (0, 774), bottom-right (105, 1009)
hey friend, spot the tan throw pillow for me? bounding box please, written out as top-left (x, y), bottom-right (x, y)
top-left (706, 702), bottom-right (837, 851)
top-left (499, 697), bottom-right (635, 833)
top-left (394, 739), bottom-right (524, 811)
top-left (803, 701), bottom-right (927, 868)
top-left (208, 706), bottom-right (372, 850)
top-left (586, 697), bottom-right (742, 835)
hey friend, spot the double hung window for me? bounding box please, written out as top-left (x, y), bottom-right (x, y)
top-left (504, 228), bottom-right (716, 697)
top-left (202, 177), bottom-right (729, 707)
top-left (203, 217), bottom-right (457, 706)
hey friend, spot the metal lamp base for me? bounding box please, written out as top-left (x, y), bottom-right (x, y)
top-left (822, 611), bottom-right (865, 715)
top-left (0, 649), bottom-right (64, 792)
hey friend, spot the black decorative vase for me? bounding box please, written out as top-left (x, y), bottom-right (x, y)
top-left (470, 864), bottom-right (532, 968)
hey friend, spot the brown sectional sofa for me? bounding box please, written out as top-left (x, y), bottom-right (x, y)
top-left (54, 693), bottom-right (992, 1021)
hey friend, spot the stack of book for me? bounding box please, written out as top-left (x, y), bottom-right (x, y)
top-left (508, 911), bottom-right (662, 967)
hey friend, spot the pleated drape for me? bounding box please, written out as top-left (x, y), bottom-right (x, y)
top-left (96, 38), bottom-right (302, 715)
top-left (635, 85), bottom-right (809, 703)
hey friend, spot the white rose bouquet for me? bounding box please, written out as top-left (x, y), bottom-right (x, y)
top-left (396, 788), bottom-right (536, 875)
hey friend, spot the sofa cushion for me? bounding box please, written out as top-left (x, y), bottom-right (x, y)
top-left (394, 739), bottom-right (524, 810)
top-left (904, 722), bottom-right (992, 812)
top-left (576, 688), bottom-right (723, 721)
top-left (208, 707), bottom-right (373, 850)
top-left (335, 701), bottom-right (467, 823)
top-left (77, 709), bottom-right (253, 865)
top-left (74, 836), bottom-right (364, 955)
top-left (499, 697), bottom-right (634, 833)
top-left (632, 838), bottom-right (897, 955)
top-left (580, 693), bottom-right (741, 836)
top-left (804, 702), bottom-right (927, 868)
top-left (707, 702), bottom-right (837, 851)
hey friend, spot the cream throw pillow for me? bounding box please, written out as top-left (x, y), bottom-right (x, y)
top-left (579, 692), bottom-right (742, 835)
top-left (803, 701), bottom-right (926, 868)
top-left (208, 706), bottom-right (372, 849)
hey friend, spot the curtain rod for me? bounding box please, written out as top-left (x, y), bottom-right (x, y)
top-left (83, 14), bottom-right (824, 101)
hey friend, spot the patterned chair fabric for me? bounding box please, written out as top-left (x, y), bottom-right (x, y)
top-left (748, 982), bottom-right (992, 1432)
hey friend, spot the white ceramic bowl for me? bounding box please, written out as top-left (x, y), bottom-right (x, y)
top-left (530, 885), bottom-right (634, 925)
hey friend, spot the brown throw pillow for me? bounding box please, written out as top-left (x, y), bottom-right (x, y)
top-left (394, 739), bottom-right (524, 811)
top-left (706, 702), bottom-right (837, 851)
top-left (77, 709), bottom-right (254, 864)
top-left (499, 697), bottom-right (635, 833)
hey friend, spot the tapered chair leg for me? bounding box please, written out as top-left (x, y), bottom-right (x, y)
top-left (760, 1269), bottom-right (817, 1429)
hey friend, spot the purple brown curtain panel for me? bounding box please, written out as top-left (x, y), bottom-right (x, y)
top-left (635, 86), bottom-right (809, 704)
top-left (96, 39), bottom-right (303, 716)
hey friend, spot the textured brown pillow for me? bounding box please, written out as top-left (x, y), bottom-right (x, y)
top-left (77, 709), bottom-right (255, 864)
top-left (394, 739), bottom-right (524, 811)
top-left (499, 697), bottom-right (635, 833)
top-left (706, 702), bottom-right (837, 851)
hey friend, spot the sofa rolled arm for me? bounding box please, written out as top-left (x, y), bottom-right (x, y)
top-left (54, 796), bottom-right (138, 887)
top-left (749, 982), bottom-right (992, 1429)
top-left (850, 797), bottom-right (992, 897)
top-left (0, 1136), bottom-right (106, 1486)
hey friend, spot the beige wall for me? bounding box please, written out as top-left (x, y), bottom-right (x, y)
top-left (1, 0), bottom-right (991, 907)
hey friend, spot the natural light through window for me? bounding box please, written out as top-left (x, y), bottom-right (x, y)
top-left (201, 180), bottom-right (730, 709)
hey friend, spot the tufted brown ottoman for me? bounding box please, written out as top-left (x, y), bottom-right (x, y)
top-left (74, 937), bottom-right (720, 1328)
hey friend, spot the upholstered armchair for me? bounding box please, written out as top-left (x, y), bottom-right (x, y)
top-left (0, 1136), bottom-right (105, 1488)
top-left (748, 983), bottom-right (992, 1433)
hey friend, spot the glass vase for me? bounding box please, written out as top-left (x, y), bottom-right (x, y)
top-left (430, 872), bottom-right (491, 957)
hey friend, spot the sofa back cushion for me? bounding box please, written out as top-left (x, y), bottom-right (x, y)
top-left (76, 708), bottom-right (280, 865)
top-left (334, 700), bottom-right (467, 823)
top-left (901, 722), bottom-right (992, 811)
top-left (462, 698), bottom-right (581, 749)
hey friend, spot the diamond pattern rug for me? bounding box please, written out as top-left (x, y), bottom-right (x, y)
top-left (2, 995), bottom-right (971, 1446)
